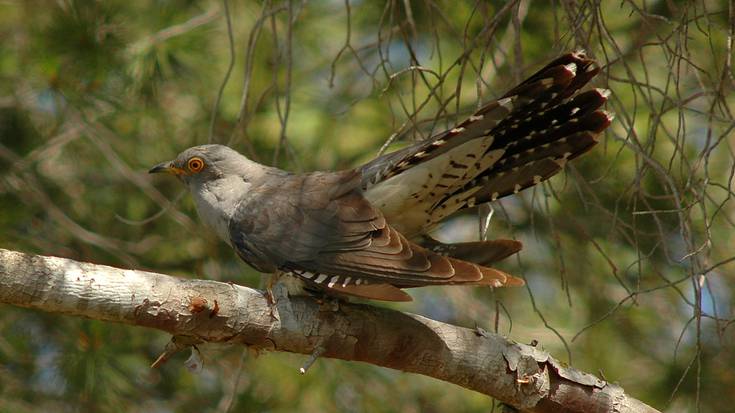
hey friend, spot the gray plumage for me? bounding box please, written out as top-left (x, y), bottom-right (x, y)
top-left (151, 144), bottom-right (520, 301)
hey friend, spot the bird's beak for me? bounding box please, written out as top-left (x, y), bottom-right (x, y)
top-left (148, 161), bottom-right (186, 176)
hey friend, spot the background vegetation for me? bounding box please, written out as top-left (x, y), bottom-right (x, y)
top-left (0, 0), bottom-right (733, 412)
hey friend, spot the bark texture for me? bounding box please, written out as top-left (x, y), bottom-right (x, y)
top-left (0, 248), bottom-right (660, 413)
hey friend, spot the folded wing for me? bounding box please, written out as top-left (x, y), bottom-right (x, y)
top-left (228, 170), bottom-right (523, 301)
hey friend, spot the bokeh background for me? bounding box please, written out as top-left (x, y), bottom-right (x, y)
top-left (0, 1), bottom-right (733, 412)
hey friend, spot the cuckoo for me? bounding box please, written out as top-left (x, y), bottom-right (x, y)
top-left (150, 51), bottom-right (612, 302)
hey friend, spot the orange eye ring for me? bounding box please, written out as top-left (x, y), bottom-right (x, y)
top-left (187, 157), bottom-right (205, 173)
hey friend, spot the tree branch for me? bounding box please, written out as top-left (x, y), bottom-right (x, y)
top-left (0, 249), bottom-right (659, 413)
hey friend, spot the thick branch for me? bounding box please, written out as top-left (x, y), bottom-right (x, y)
top-left (0, 249), bottom-right (659, 413)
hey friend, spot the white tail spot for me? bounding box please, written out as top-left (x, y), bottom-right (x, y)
top-left (596, 88), bottom-right (611, 98)
top-left (328, 276), bottom-right (339, 288)
top-left (315, 274), bottom-right (328, 284)
top-left (498, 97), bottom-right (514, 110)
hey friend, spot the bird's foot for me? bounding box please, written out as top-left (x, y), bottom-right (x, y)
top-left (264, 287), bottom-right (280, 321)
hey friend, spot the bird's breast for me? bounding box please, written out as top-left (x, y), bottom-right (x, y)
top-left (191, 177), bottom-right (251, 244)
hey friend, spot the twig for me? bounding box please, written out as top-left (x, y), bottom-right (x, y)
top-left (299, 344), bottom-right (326, 374)
top-left (209, 0), bottom-right (236, 143)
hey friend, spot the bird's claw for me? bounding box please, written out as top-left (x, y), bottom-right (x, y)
top-left (264, 287), bottom-right (280, 321)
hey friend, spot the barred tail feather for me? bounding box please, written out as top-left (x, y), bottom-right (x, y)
top-left (362, 50), bottom-right (612, 240)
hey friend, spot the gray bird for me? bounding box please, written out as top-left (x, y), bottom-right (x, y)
top-left (150, 51), bottom-right (612, 301)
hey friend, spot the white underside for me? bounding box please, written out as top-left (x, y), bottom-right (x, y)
top-left (190, 175), bottom-right (252, 244)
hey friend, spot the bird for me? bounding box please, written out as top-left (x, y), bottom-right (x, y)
top-left (149, 50), bottom-right (612, 302)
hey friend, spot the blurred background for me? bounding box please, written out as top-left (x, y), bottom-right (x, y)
top-left (0, 0), bottom-right (733, 412)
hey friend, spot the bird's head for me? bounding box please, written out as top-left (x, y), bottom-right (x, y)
top-left (148, 144), bottom-right (254, 187)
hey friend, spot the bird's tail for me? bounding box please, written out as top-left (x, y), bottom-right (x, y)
top-left (419, 236), bottom-right (523, 267)
top-left (361, 50), bottom-right (612, 233)
top-left (431, 52), bottom-right (612, 221)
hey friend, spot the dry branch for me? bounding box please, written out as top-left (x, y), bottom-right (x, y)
top-left (0, 248), bottom-right (659, 413)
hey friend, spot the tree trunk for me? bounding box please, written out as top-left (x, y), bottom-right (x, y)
top-left (0, 248), bottom-right (659, 413)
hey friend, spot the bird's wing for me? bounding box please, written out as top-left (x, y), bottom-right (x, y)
top-left (227, 170), bottom-right (522, 300)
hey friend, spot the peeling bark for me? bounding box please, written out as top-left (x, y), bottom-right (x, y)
top-left (0, 249), bottom-right (660, 413)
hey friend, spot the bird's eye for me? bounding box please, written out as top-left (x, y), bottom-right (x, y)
top-left (187, 157), bottom-right (205, 173)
